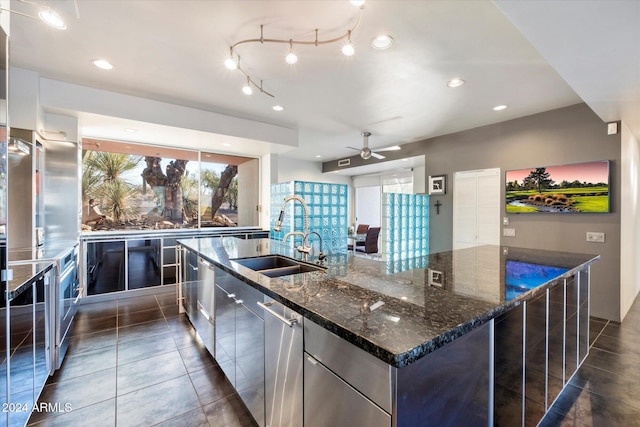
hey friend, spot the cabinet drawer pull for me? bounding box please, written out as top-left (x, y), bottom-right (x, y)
top-left (227, 293), bottom-right (236, 298)
top-left (257, 301), bottom-right (298, 327)
top-left (235, 299), bottom-right (244, 305)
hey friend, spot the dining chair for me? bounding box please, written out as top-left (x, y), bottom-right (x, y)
top-left (356, 224), bottom-right (369, 234)
top-left (348, 224), bottom-right (370, 251)
top-left (356, 227), bottom-right (380, 256)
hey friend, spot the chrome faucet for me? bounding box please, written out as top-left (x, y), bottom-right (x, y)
top-left (274, 194), bottom-right (312, 256)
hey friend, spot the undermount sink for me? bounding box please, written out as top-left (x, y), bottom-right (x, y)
top-left (232, 255), bottom-right (326, 278)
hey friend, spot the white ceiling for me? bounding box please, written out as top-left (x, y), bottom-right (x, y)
top-left (6, 0), bottom-right (639, 173)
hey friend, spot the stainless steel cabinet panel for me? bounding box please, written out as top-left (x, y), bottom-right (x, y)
top-left (215, 280), bottom-right (236, 385)
top-left (196, 258), bottom-right (215, 355)
top-left (213, 266), bottom-right (264, 427)
top-left (304, 353), bottom-right (390, 427)
top-left (304, 319), bottom-right (391, 413)
top-left (262, 299), bottom-right (303, 427)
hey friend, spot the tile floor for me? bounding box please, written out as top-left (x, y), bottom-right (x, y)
top-left (27, 290), bottom-right (257, 427)
top-left (27, 290), bottom-right (640, 427)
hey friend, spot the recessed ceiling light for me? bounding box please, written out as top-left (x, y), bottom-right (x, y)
top-left (92, 59), bottom-right (113, 70)
top-left (401, 158), bottom-right (409, 162)
top-left (272, 105), bottom-right (284, 112)
top-left (493, 105), bottom-right (508, 111)
top-left (223, 143), bottom-right (231, 147)
top-left (350, 0), bottom-right (366, 6)
top-left (38, 9), bottom-right (66, 30)
top-left (315, 155), bottom-right (322, 158)
top-left (124, 128), bottom-right (137, 133)
top-left (371, 34), bottom-right (394, 50)
top-left (447, 78), bottom-right (465, 88)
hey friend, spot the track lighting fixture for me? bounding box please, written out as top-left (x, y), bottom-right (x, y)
top-left (285, 40), bottom-right (298, 65)
top-left (341, 30), bottom-right (355, 56)
top-left (1, 1), bottom-right (68, 30)
top-left (242, 77), bottom-right (253, 95)
top-left (224, 0), bottom-right (364, 99)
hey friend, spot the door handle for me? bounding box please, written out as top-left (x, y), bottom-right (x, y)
top-left (257, 301), bottom-right (298, 327)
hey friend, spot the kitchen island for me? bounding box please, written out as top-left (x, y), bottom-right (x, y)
top-left (179, 237), bottom-right (598, 427)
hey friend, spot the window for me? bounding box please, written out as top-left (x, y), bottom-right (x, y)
top-left (81, 139), bottom-right (257, 231)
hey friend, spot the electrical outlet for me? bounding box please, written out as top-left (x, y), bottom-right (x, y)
top-left (503, 217), bottom-right (509, 226)
top-left (586, 232), bottom-right (605, 243)
top-left (429, 269), bottom-right (444, 287)
top-left (503, 228), bottom-right (516, 237)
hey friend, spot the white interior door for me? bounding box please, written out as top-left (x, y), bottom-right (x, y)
top-left (453, 168), bottom-right (500, 249)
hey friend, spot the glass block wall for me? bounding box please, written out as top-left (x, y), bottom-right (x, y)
top-left (381, 193), bottom-right (429, 261)
top-left (270, 181), bottom-right (349, 253)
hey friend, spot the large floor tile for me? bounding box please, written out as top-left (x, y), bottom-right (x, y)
top-left (117, 308), bottom-right (165, 327)
top-left (116, 350), bottom-right (187, 396)
top-left (189, 365), bottom-right (235, 406)
top-left (50, 345), bottom-right (117, 383)
top-left (570, 363), bottom-right (640, 411)
top-left (155, 292), bottom-right (178, 307)
top-left (177, 342), bottom-right (217, 374)
top-left (585, 347), bottom-right (640, 373)
top-left (117, 318), bottom-right (171, 344)
top-left (76, 300), bottom-right (118, 319)
top-left (116, 375), bottom-right (201, 427)
top-left (546, 383), bottom-right (640, 427)
top-left (117, 333), bottom-right (177, 365)
top-left (68, 315), bottom-right (117, 337)
top-left (28, 398), bottom-right (116, 427)
top-left (117, 295), bottom-right (160, 314)
top-left (29, 368), bottom-right (116, 425)
top-left (67, 328), bottom-right (117, 355)
top-left (202, 394), bottom-right (258, 427)
top-left (152, 407), bottom-right (208, 427)
top-left (591, 333), bottom-right (640, 356)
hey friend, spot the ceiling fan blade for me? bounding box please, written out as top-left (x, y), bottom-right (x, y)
top-left (375, 145), bottom-right (401, 152)
top-left (371, 152), bottom-right (386, 160)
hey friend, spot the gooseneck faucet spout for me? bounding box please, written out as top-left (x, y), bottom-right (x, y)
top-left (273, 194), bottom-right (312, 257)
top-left (273, 194), bottom-right (309, 234)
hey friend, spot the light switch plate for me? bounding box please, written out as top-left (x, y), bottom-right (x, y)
top-left (503, 228), bottom-right (516, 237)
top-left (607, 122), bottom-right (618, 135)
top-left (586, 232), bottom-right (605, 243)
top-left (503, 217), bottom-right (509, 226)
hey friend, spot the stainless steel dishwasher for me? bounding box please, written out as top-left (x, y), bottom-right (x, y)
top-left (258, 298), bottom-right (303, 427)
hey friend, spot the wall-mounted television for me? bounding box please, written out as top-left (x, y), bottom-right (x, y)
top-left (505, 160), bottom-right (610, 213)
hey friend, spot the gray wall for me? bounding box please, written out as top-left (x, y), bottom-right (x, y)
top-left (418, 103), bottom-right (621, 320)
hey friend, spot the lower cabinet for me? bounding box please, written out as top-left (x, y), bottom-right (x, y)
top-left (261, 298), bottom-right (303, 427)
top-left (303, 320), bottom-right (392, 427)
top-left (214, 267), bottom-right (265, 427)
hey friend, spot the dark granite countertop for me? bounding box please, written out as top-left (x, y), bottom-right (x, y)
top-left (178, 237), bottom-right (599, 368)
top-left (7, 240), bottom-right (78, 300)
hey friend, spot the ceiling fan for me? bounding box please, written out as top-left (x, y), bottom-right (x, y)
top-left (347, 131), bottom-right (401, 160)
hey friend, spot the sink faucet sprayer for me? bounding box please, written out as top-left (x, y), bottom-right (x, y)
top-left (273, 194), bottom-right (326, 263)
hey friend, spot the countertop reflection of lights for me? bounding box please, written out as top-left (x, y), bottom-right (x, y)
top-left (223, 143), bottom-right (232, 147)
top-left (124, 128), bottom-right (137, 133)
top-left (447, 78), bottom-right (465, 88)
top-left (493, 105), bottom-right (508, 111)
top-left (272, 105), bottom-right (284, 112)
top-left (92, 59), bottom-right (113, 70)
top-left (371, 34), bottom-right (393, 50)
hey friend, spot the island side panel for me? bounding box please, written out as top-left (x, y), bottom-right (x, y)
top-left (395, 321), bottom-right (492, 427)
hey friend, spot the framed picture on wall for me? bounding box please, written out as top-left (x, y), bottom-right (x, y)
top-left (429, 175), bottom-right (446, 195)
